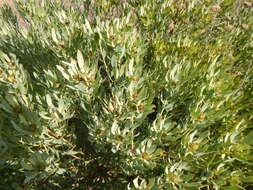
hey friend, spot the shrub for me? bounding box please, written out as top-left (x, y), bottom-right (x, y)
top-left (0, 0), bottom-right (253, 189)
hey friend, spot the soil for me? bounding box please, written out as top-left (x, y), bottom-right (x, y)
top-left (0, 0), bottom-right (77, 28)
top-left (0, 0), bottom-right (27, 28)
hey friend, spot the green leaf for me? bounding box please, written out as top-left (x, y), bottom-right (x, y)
top-left (241, 176), bottom-right (253, 183)
top-left (21, 161), bottom-right (33, 170)
top-left (56, 65), bottom-right (70, 80)
top-left (133, 177), bottom-right (140, 189)
top-left (111, 121), bottom-right (119, 135)
top-left (84, 19), bottom-right (93, 34)
top-left (77, 50), bottom-right (86, 73)
top-left (46, 94), bottom-right (53, 107)
top-left (243, 131), bottom-right (253, 144)
top-left (56, 168), bottom-right (66, 175)
top-left (51, 28), bottom-right (58, 43)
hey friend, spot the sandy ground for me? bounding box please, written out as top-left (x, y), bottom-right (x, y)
top-left (0, 0), bottom-right (75, 28)
top-left (0, 0), bottom-right (15, 7)
top-left (0, 0), bottom-right (27, 27)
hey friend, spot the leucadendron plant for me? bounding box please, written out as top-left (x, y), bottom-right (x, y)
top-left (0, 0), bottom-right (253, 189)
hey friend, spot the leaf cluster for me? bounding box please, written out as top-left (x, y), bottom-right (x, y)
top-left (0, 0), bottom-right (253, 189)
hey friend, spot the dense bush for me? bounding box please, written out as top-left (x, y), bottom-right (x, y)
top-left (0, 0), bottom-right (253, 189)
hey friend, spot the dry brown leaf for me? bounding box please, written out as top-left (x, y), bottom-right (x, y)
top-left (211, 5), bottom-right (221, 12)
top-left (242, 24), bottom-right (249, 30)
top-left (167, 23), bottom-right (175, 33)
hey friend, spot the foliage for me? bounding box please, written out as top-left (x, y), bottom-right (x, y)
top-left (0, 0), bottom-right (253, 189)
